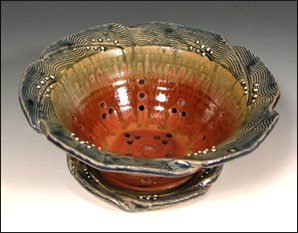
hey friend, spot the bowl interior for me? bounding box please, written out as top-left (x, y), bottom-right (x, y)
top-left (52, 46), bottom-right (247, 159)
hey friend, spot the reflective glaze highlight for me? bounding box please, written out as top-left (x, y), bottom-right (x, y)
top-left (51, 46), bottom-right (247, 191)
top-left (19, 22), bottom-right (280, 211)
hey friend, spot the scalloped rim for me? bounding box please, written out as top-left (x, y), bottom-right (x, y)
top-left (19, 22), bottom-right (280, 176)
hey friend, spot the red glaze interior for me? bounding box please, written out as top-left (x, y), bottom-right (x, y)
top-left (52, 46), bottom-right (247, 192)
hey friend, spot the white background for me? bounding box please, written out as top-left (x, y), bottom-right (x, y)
top-left (2, 2), bottom-right (297, 232)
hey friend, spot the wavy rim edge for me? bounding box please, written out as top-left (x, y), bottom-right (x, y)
top-left (19, 22), bottom-right (280, 177)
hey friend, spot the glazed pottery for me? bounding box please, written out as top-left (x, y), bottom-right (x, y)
top-left (19, 22), bottom-right (280, 211)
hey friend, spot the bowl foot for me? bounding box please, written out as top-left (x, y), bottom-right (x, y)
top-left (67, 154), bottom-right (223, 212)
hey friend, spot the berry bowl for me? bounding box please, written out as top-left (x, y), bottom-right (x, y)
top-left (19, 22), bottom-right (280, 211)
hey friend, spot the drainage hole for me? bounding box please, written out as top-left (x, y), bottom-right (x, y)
top-left (134, 135), bottom-right (141, 139)
top-left (138, 79), bottom-right (145, 85)
top-left (154, 135), bottom-right (160, 140)
top-left (171, 108), bottom-right (177, 114)
top-left (124, 133), bottom-right (131, 138)
top-left (127, 140), bottom-right (134, 145)
top-left (102, 113), bottom-right (107, 120)
top-left (181, 111), bottom-right (187, 117)
top-left (139, 105), bottom-right (145, 111)
top-left (139, 93), bottom-right (145, 99)
top-left (166, 133), bottom-right (172, 138)
top-left (99, 102), bottom-right (106, 109)
top-left (108, 108), bottom-right (115, 114)
top-left (178, 99), bottom-right (185, 107)
top-left (161, 140), bottom-right (168, 145)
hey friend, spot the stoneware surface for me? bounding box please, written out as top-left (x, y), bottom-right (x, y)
top-left (2, 1), bottom-right (297, 231)
top-left (19, 22), bottom-right (280, 211)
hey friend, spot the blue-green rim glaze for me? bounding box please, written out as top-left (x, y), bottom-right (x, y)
top-left (19, 22), bottom-right (280, 176)
top-left (67, 154), bottom-right (223, 212)
top-left (19, 22), bottom-right (280, 210)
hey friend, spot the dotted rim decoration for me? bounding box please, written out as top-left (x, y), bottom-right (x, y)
top-left (67, 154), bottom-right (223, 212)
top-left (19, 22), bottom-right (280, 211)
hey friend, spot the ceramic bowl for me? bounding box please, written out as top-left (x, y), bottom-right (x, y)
top-left (19, 22), bottom-right (280, 211)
